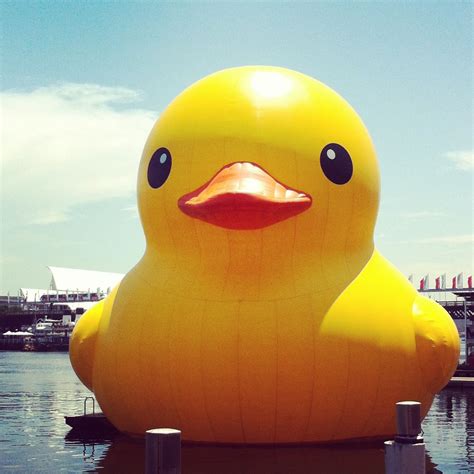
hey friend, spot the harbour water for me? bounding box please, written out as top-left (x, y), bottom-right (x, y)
top-left (0, 351), bottom-right (471, 473)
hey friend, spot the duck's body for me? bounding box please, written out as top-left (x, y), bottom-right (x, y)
top-left (70, 66), bottom-right (459, 443)
top-left (72, 249), bottom-right (458, 443)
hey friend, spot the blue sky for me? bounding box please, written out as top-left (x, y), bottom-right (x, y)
top-left (1, 1), bottom-right (472, 292)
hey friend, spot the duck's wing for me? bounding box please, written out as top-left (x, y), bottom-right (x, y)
top-left (412, 294), bottom-right (460, 393)
top-left (69, 286), bottom-right (118, 391)
top-left (325, 249), bottom-right (459, 396)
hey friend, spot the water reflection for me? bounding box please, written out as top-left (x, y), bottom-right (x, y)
top-left (0, 352), bottom-right (472, 473)
top-left (64, 432), bottom-right (449, 473)
top-left (423, 387), bottom-right (474, 472)
top-left (65, 434), bottom-right (386, 474)
top-left (64, 432), bottom-right (115, 472)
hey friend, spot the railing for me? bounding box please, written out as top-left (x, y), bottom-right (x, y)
top-left (84, 397), bottom-right (96, 416)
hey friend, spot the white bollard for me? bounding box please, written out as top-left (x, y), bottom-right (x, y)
top-left (145, 428), bottom-right (181, 474)
top-left (384, 401), bottom-right (425, 474)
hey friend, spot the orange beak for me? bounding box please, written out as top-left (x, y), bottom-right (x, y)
top-left (178, 162), bottom-right (312, 230)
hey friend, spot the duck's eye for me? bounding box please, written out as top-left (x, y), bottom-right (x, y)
top-left (148, 147), bottom-right (172, 189)
top-left (320, 143), bottom-right (353, 185)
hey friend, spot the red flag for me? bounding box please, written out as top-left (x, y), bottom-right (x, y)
top-left (452, 276), bottom-right (457, 289)
top-left (420, 278), bottom-right (425, 290)
top-left (435, 277), bottom-right (440, 289)
top-left (468, 275), bottom-right (472, 288)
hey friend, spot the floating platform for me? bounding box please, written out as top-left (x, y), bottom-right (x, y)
top-left (446, 377), bottom-right (474, 388)
top-left (65, 413), bottom-right (118, 433)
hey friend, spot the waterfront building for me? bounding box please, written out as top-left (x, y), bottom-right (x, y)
top-left (19, 265), bottom-right (124, 303)
top-left (0, 266), bottom-right (124, 350)
top-left (0, 268), bottom-right (472, 358)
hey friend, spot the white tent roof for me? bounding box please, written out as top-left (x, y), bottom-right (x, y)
top-left (47, 266), bottom-right (124, 292)
top-left (20, 288), bottom-right (49, 302)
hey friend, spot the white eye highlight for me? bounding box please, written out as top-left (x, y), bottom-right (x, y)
top-left (159, 153), bottom-right (167, 164)
top-left (327, 149), bottom-right (336, 160)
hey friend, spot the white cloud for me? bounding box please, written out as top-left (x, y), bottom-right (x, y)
top-left (414, 234), bottom-right (474, 245)
top-left (31, 211), bottom-right (69, 226)
top-left (445, 150), bottom-right (474, 171)
top-left (121, 205), bottom-right (138, 212)
top-left (121, 204), bottom-right (139, 218)
top-left (401, 211), bottom-right (445, 219)
top-left (1, 83), bottom-right (156, 225)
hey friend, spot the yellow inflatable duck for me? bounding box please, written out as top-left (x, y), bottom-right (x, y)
top-left (70, 66), bottom-right (459, 443)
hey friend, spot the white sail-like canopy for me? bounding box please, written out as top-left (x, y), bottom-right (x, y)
top-left (47, 266), bottom-right (124, 292)
top-left (20, 288), bottom-right (49, 302)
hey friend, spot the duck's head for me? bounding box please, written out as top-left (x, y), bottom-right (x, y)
top-left (137, 66), bottom-right (380, 295)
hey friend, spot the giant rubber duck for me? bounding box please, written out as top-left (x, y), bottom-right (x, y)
top-left (70, 66), bottom-right (460, 443)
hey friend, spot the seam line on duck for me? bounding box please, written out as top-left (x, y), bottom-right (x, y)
top-left (273, 299), bottom-right (279, 443)
top-left (236, 301), bottom-right (246, 443)
top-left (289, 150), bottom-right (298, 299)
top-left (138, 298), bottom-right (152, 431)
top-left (167, 296), bottom-right (184, 433)
top-left (320, 173), bottom-right (330, 291)
top-left (302, 293), bottom-right (317, 442)
top-left (189, 139), bottom-right (204, 299)
top-left (343, 178), bottom-right (356, 280)
top-left (331, 338), bottom-right (351, 441)
top-left (199, 299), bottom-right (216, 443)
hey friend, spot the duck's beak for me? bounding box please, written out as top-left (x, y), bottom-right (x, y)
top-left (178, 162), bottom-right (312, 230)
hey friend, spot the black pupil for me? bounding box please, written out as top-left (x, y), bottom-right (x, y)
top-left (320, 143), bottom-right (353, 185)
top-left (148, 147), bottom-right (172, 189)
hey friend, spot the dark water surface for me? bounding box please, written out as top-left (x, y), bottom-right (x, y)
top-left (0, 351), bottom-right (471, 473)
